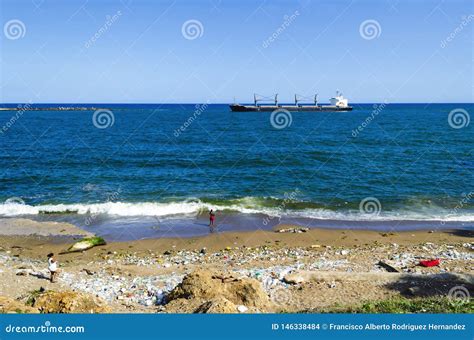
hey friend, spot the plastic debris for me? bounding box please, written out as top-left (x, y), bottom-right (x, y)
top-left (419, 259), bottom-right (440, 267)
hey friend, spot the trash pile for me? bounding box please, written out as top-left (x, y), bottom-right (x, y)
top-left (1, 238), bottom-right (472, 312)
top-left (373, 242), bottom-right (474, 273)
top-left (60, 270), bottom-right (184, 307)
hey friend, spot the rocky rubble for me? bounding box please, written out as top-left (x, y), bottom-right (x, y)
top-left (0, 296), bottom-right (38, 313)
top-left (31, 290), bottom-right (111, 313)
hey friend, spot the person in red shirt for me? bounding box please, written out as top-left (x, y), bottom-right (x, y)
top-left (209, 209), bottom-right (216, 226)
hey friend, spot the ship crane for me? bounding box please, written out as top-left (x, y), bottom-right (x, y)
top-left (254, 93), bottom-right (278, 107)
top-left (295, 94), bottom-right (319, 107)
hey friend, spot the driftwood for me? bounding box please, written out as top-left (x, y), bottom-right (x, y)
top-left (377, 260), bottom-right (400, 273)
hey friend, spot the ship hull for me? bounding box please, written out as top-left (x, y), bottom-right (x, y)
top-left (229, 104), bottom-right (353, 112)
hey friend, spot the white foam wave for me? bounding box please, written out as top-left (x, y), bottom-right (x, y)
top-left (1, 200), bottom-right (474, 222)
top-left (0, 201), bottom-right (205, 217)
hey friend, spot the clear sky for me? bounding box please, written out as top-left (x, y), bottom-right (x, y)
top-left (0, 0), bottom-right (472, 103)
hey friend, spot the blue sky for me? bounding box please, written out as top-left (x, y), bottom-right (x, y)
top-left (0, 0), bottom-right (472, 103)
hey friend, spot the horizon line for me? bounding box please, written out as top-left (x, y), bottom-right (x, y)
top-left (0, 102), bottom-right (473, 105)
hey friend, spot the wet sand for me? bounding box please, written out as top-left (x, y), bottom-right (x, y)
top-left (0, 218), bottom-right (471, 258)
top-left (0, 218), bottom-right (93, 238)
top-left (27, 212), bottom-right (474, 241)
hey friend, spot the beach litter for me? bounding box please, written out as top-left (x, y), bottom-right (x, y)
top-left (419, 259), bottom-right (440, 267)
top-left (59, 270), bottom-right (183, 307)
top-left (377, 260), bottom-right (400, 273)
top-left (236, 305), bottom-right (248, 313)
top-left (462, 243), bottom-right (474, 251)
top-left (82, 268), bottom-right (95, 275)
top-left (275, 226), bottom-right (309, 233)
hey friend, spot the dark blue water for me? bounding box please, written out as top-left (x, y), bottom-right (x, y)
top-left (0, 103), bottom-right (473, 239)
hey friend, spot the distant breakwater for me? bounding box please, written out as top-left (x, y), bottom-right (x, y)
top-left (0, 107), bottom-right (109, 111)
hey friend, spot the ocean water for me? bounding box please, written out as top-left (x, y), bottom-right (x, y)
top-left (0, 103), bottom-right (473, 239)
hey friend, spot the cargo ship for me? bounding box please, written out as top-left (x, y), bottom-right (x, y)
top-left (229, 91), bottom-right (353, 112)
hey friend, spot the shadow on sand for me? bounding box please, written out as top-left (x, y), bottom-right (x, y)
top-left (29, 272), bottom-right (50, 281)
top-left (383, 272), bottom-right (474, 298)
top-left (445, 229), bottom-right (474, 238)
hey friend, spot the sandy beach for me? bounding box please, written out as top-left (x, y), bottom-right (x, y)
top-left (0, 218), bottom-right (472, 314)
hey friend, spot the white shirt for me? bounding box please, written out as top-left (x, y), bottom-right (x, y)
top-left (48, 258), bottom-right (57, 272)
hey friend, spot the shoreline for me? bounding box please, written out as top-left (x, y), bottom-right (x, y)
top-left (1, 225), bottom-right (472, 260)
top-left (4, 212), bottom-right (472, 241)
top-left (0, 216), bottom-right (473, 246)
top-left (0, 218), bottom-right (472, 314)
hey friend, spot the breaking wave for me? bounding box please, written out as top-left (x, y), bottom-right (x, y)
top-left (1, 196), bottom-right (474, 222)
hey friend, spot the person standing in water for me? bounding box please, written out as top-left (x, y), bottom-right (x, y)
top-left (47, 253), bottom-right (58, 283)
top-left (209, 209), bottom-right (216, 227)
